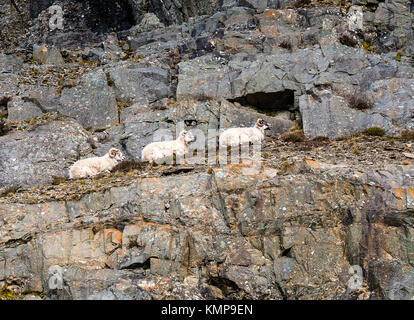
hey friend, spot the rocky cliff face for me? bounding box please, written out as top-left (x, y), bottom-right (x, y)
top-left (0, 0), bottom-right (414, 299)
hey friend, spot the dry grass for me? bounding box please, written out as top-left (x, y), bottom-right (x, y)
top-left (348, 94), bottom-right (374, 110)
top-left (401, 130), bottom-right (414, 141)
top-left (311, 136), bottom-right (329, 142)
top-left (111, 160), bottom-right (149, 173)
top-left (281, 131), bottom-right (306, 143)
top-left (334, 89), bottom-right (374, 111)
top-left (0, 186), bottom-right (19, 197)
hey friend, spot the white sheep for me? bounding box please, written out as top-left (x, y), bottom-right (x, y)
top-left (69, 148), bottom-right (125, 179)
top-left (141, 130), bottom-right (196, 164)
top-left (219, 118), bottom-right (271, 147)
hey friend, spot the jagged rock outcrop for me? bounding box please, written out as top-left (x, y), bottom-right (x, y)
top-left (0, 163), bottom-right (413, 299)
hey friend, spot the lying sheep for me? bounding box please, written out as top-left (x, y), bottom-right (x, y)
top-left (141, 130), bottom-right (196, 164)
top-left (219, 118), bottom-right (271, 147)
top-left (69, 148), bottom-right (125, 179)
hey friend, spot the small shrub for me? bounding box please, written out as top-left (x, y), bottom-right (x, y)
top-left (362, 41), bottom-right (375, 53)
top-left (335, 89), bottom-right (373, 111)
top-left (362, 127), bottom-right (385, 137)
top-left (0, 286), bottom-right (19, 300)
top-left (168, 49), bottom-right (180, 58)
top-left (338, 33), bottom-right (358, 47)
top-left (396, 52), bottom-right (402, 62)
top-left (150, 99), bottom-right (176, 110)
top-left (281, 131), bottom-right (306, 143)
top-left (111, 160), bottom-right (147, 173)
top-left (52, 176), bottom-right (68, 185)
top-left (312, 136), bottom-right (329, 142)
top-left (401, 130), bottom-right (414, 141)
top-left (117, 101), bottom-right (131, 113)
top-left (194, 93), bottom-right (214, 102)
top-left (150, 103), bottom-right (167, 110)
top-left (279, 40), bottom-right (292, 50)
top-left (292, 0), bottom-right (312, 7)
top-left (348, 94), bottom-right (374, 110)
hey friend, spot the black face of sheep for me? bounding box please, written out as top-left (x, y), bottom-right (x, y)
top-left (256, 119), bottom-right (271, 130)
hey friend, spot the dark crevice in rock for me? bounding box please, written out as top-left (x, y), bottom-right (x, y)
top-left (0, 96), bottom-right (11, 106)
top-left (4, 233), bottom-right (33, 248)
top-left (105, 72), bottom-right (115, 87)
top-left (123, 257), bottom-right (151, 270)
top-left (383, 209), bottom-right (414, 230)
top-left (0, 96), bottom-right (10, 121)
top-left (29, 0), bottom-right (55, 19)
top-left (21, 97), bottom-right (52, 114)
top-left (0, 121), bottom-right (10, 137)
top-left (9, 0), bottom-right (22, 15)
top-left (281, 246), bottom-right (292, 258)
top-left (119, 138), bottom-right (135, 160)
top-left (207, 276), bottom-right (243, 298)
top-left (229, 90), bottom-right (296, 117)
top-left (341, 208), bottom-right (354, 226)
top-left (274, 281), bottom-right (288, 300)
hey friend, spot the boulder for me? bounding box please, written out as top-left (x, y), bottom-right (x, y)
top-left (108, 63), bottom-right (171, 104)
top-left (7, 96), bottom-right (43, 121)
top-left (33, 44), bottom-right (65, 65)
top-left (59, 69), bottom-right (118, 130)
top-left (0, 120), bottom-right (91, 190)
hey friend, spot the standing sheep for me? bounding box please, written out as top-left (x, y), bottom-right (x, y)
top-left (69, 148), bottom-right (125, 179)
top-left (141, 130), bottom-right (196, 164)
top-left (219, 118), bottom-right (271, 147)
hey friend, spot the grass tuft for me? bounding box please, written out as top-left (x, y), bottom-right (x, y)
top-left (362, 127), bottom-right (385, 137)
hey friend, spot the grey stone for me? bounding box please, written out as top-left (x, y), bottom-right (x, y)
top-left (0, 120), bottom-right (91, 189)
top-left (7, 96), bottom-right (43, 121)
top-left (299, 90), bottom-right (394, 138)
top-left (0, 54), bottom-right (23, 73)
top-left (108, 63), bottom-right (171, 104)
top-left (33, 44), bottom-right (65, 65)
top-left (59, 69), bottom-right (118, 130)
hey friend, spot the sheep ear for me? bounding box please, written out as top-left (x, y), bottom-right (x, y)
top-left (109, 148), bottom-right (117, 158)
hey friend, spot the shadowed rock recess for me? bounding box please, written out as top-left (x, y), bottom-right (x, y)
top-left (0, 0), bottom-right (414, 300)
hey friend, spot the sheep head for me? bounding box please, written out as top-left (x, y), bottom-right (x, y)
top-left (108, 148), bottom-right (125, 162)
top-left (255, 118), bottom-right (271, 130)
top-left (178, 130), bottom-right (196, 146)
